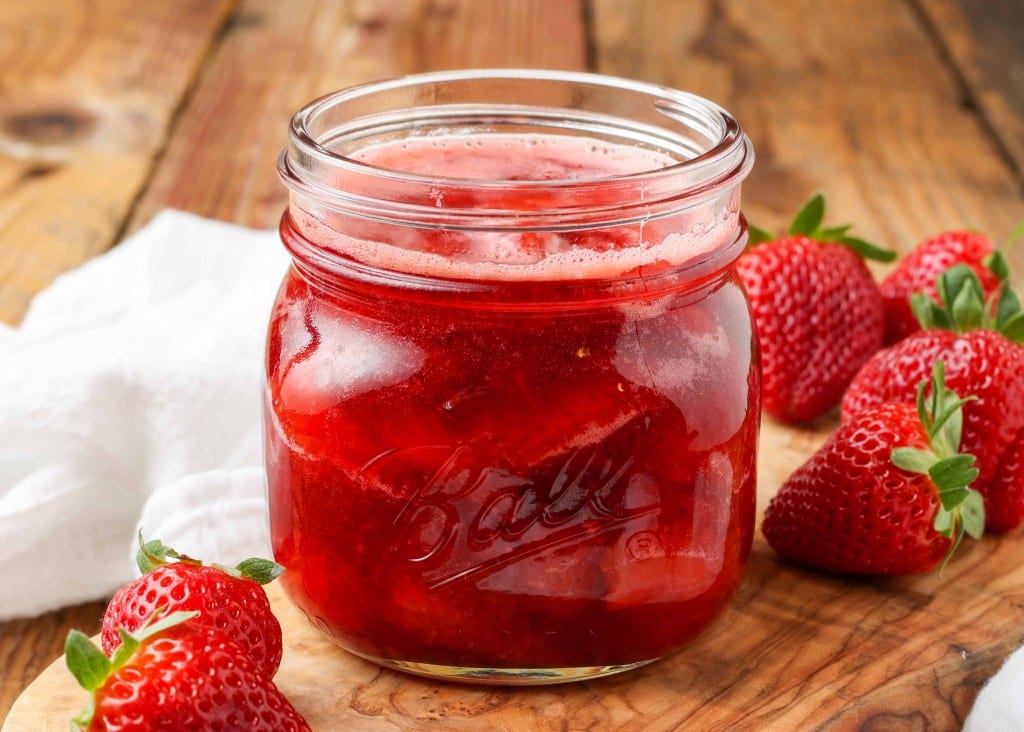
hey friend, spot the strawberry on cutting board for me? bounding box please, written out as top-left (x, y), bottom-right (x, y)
top-left (67, 612), bottom-right (310, 731)
top-left (738, 193), bottom-right (895, 423)
top-left (763, 362), bottom-right (984, 575)
top-left (102, 536), bottom-right (284, 678)
top-left (879, 230), bottom-right (1002, 344)
top-left (843, 258), bottom-right (1024, 532)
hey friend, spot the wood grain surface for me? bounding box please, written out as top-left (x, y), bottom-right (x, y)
top-left (0, 0), bottom-right (234, 324)
top-left (918, 0), bottom-right (1024, 177)
top-left (6, 420), bottom-right (1024, 731)
top-left (2, 0), bottom-right (1024, 728)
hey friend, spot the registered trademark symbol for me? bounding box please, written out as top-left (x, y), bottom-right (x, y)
top-left (626, 531), bottom-right (662, 561)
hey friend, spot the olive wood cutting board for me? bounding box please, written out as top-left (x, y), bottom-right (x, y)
top-left (5, 419), bottom-right (1024, 731)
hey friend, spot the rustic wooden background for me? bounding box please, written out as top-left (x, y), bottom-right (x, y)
top-left (2, 1), bottom-right (1023, 729)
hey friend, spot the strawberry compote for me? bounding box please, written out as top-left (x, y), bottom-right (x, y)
top-left (267, 71), bottom-right (757, 683)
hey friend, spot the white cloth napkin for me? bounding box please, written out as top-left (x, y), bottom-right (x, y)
top-left (0, 210), bottom-right (288, 621)
top-left (0, 210), bottom-right (1017, 726)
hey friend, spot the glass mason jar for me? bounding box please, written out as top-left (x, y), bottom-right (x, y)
top-left (266, 69), bottom-right (757, 684)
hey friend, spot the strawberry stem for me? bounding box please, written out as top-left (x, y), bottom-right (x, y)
top-left (1003, 220), bottom-right (1024, 252)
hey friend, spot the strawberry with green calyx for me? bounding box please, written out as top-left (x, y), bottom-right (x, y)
top-left (101, 534), bottom-right (284, 677)
top-left (879, 230), bottom-right (1004, 344)
top-left (909, 252), bottom-right (1024, 340)
top-left (68, 612), bottom-right (310, 731)
top-left (843, 260), bottom-right (1024, 532)
top-left (738, 192), bottom-right (895, 423)
top-left (763, 361), bottom-right (984, 576)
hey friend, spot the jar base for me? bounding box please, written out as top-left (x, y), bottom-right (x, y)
top-left (346, 649), bottom-right (658, 686)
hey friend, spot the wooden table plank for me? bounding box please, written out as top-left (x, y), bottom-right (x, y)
top-left (0, 0), bottom-right (236, 325)
top-left (129, 0), bottom-right (588, 231)
top-left (917, 0), bottom-right (1024, 180)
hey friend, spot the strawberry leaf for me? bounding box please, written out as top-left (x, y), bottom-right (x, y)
top-left (915, 369), bottom-right (939, 435)
top-left (789, 193), bottom-right (825, 236)
top-left (930, 455), bottom-right (980, 499)
top-left (984, 251), bottom-right (1010, 281)
top-left (837, 236), bottom-right (898, 263)
top-left (995, 286), bottom-right (1022, 330)
top-left (933, 506), bottom-right (955, 538)
top-left (71, 699), bottom-right (95, 732)
top-left (235, 557), bottom-right (285, 585)
top-left (747, 224), bottom-right (775, 246)
top-left (936, 265), bottom-right (978, 312)
top-left (1001, 312), bottom-right (1024, 343)
top-left (927, 361), bottom-right (943, 431)
top-left (778, 191), bottom-right (895, 261)
top-left (891, 447), bottom-right (937, 475)
top-left (951, 278), bottom-right (985, 331)
top-left (962, 491), bottom-right (986, 540)
top-left (934, 485), bottom-right (985, 577)
top-left (65, 631), bottom-right (110, 692)
top-left (911, 293), bottom-right (951, 331)
top-left (815, 225), bottom-right (852, 241)
top-left (130, 610), bottom-right (199, 644)
top-left (936, 400), bottom-right (966, 455)
top-left (919, 361), bottom-right (975, 452)
top-left (136, 531), bottom-right (181, 574)
top-left (109, 629), bottom-right (139, 669)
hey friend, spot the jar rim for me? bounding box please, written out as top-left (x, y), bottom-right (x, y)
top-left (285, 68), bottom-right (751, 192)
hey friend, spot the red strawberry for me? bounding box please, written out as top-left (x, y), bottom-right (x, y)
top-left (763, 362), bottom-right (984, 575)
top-left (986, 425), bottom-right (1024, 532)
top-left (102, 536), bottom-right (284, 678)
top-left (880, 230), bottom-right (1001, 344)
top-left (738, 193), bottom-right (895, 423)
top-left (68, 612), bottom-right (310, 731)
top-left (843, 258), bottom-right (1024, 531)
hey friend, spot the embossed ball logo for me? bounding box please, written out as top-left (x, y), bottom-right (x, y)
top-left (360, 426), bottom-right (660, 589)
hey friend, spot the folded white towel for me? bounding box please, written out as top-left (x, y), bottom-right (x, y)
top-left (0, 210), bottom-right (1016, 726)
top-left (0, 211), bottom-right (287, 620)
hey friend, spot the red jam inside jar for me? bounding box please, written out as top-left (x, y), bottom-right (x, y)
top-left (266, 70), bottom-right (757, 684)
